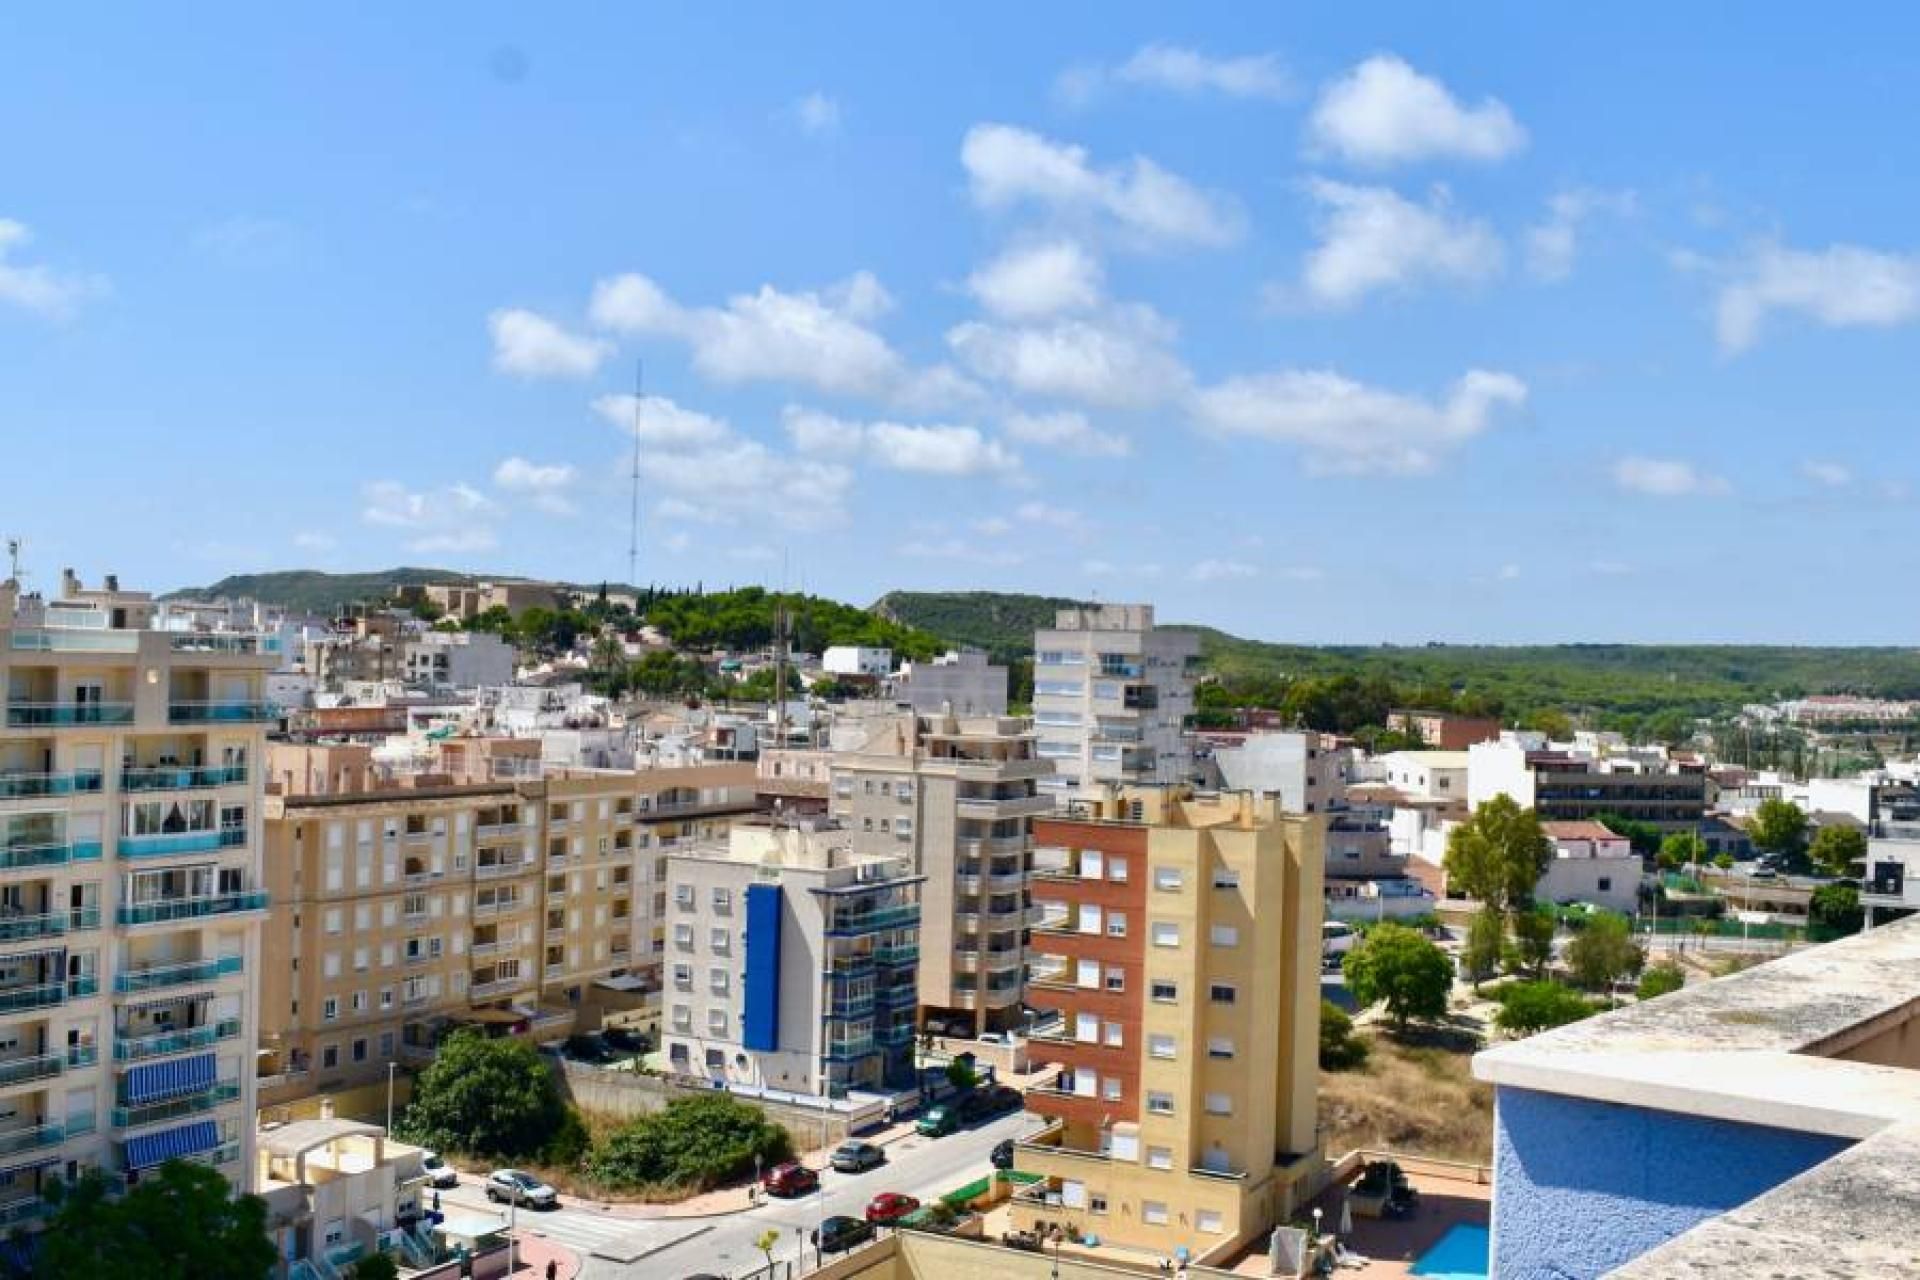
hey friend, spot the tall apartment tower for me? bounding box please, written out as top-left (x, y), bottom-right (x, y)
top-left (831, 712), bottom-right (1052, 1036)
top-left (0, 573), bottom-right (278, 1229)
top-left (1032, 605), bottom-right (1198, 800)
top-left (1014, 785), bottom-right (1325, 1258)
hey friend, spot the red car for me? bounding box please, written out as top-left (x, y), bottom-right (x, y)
top-left (865, 1192), bottom-right (920, 1224)
top-left (762, 1163), bottom-right (820, 1197)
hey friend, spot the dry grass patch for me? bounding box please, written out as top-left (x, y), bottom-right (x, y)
top-left (1319, 1024), bottom-right (1494, 1165)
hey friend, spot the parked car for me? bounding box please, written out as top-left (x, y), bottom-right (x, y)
top-left (915, 1104), bottom-right (958, 1137)
top-left (865, 1192), bottom-right (920, 1224)
top-left (762, 1162), bottom-right (820, 1197)
top-left (602, 1026), bottom-right (649, 1054)
top-left (812, 1215), bottom-right (876, 1253)
top-left (830, 1140), bottom-right (886, 1173)
top-left (990, 1139), bottom-right (1015, 1170)
top-left (484, 1169), bottom-right (557, 1209)
top-left (1322, 920), bottom-right (1357, 960)
top-left (981, 1084), bottom-right (1023, 1114)
top-left (420, 1150), bottom-right (458, 1189)
top-left (975, 1031), bottom-right (1011, 1046)
top-left (562, 1032), bottom-right (613, 1064)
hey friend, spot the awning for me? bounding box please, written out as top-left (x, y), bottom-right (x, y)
top-left (123, 1051), bottom-right (215, 1104)
top-left (123, 1119), bottom-right (218, 1170)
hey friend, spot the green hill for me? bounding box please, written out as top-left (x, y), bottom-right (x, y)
top-left (164, 567), bottom-right (471, 614)
top-left (870, 590), bottom-right (1087, 662)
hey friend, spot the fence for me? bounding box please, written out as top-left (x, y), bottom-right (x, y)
top-left (553, 1060), bottom-right (887, 1150)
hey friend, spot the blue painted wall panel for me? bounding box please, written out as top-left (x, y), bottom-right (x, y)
top-left (742, 882), bottom-right (782, 1052)
top-left (1492, 1085), bottom-right (1849, 1278)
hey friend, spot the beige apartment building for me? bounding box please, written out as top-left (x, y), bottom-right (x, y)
top-left (831, 712), bottom-right (1052, 1035)
top-left (1014, 785), bottom-right (1324, 1260)
top-left (0, 572), bottom-right (277, 1234)
top-left (257, 747), bottom-right (756, 1102)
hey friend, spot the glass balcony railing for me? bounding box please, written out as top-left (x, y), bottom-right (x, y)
top-left (166, 632), bottom-right (278, 655)
top-left (873, 942), bottom-right (920, 966)
top-left (5, 703), bottom-right (135, 728)
top-left (117, 828), bottom-right (247, 859)
top-left (0, 1123), bottom-right (64, 1155)
top-left (114, 1017), bottom-right (242, 1062)
top-left (0, 983), bottom-right (68, 1014)
top-left (111, 1079), bottom-right (241, 1129)
top-left (825, 904), bottom-right (920, 936)
top-left (0, 840), bottom-right (103, 871)
top-left (119, 765), bottom-right (248, 793)
top-left (826, 992), bottom-right (876, 1019)
top-left (0, 1197), bottom-right (48, 1229)
top-left (823, 1036), bottom-right (876, 1060)
top-left (166, 701), bottom-right (278, 725)
top-left (113, 955), bottom-right (243, 994)
top-left (10, 629), bottom-right (138, 653)
top-left (876, 984), bottom-right (919, 1009)
top-left (116, 890), bottom-right (269, 927)
top-left (0, 911), bottom-right (71, 943)
top-left (0, 1052), bottom-right (67, 1088)
top-left (69, 976), bottom-right (99, 999)
top-left (0, 770), bottom-right (104, 799)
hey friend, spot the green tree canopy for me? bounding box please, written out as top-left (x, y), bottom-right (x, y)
top-left (1809, 826), bottom-right (1867, 878)
top-left (1750, 798), bottom-right (1809, 857)
top-left (1462, 906), bottom-right (1504, 989)
top-left (1509, 905), bottom-right (1557, 980)
top-left (1810, 882), bottom-right (1864, 938)
top-left (585, 1094), bottom-right (792, 1193)
top-left (33, 1161), bottom-right (277, 1280)
top-left (1318, 1000), bottom-right (1369, 1071)
top-left (1564, 913), bottom-right (1646, 994)
top-left (1636, 964), bottom-right (1685, 1000)
top-left (1342, 923), bottom-right (1453, 1032)
top-left (349, 1254), bottom-right (402, 1280)
top-left (1494, 981), bottom-right (1599, 1035)
top-left (1444, 795), bottom-right (1552, 912)
top-left (398, 1029), bottom-right (569, 1159)
top-left (1658, 832), bottom-right (1708, 870)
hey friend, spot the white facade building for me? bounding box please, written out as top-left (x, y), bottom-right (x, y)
top-left (402, 632), bottom-right (514, 691)
top-left (889, 649), bottom-right (1007, 716)
top-left (822, 647), bottom-right (892, 679)
top-left (1031, 604), bottom-right (1197, 799)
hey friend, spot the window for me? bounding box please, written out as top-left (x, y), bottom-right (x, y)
top-left (1148, 1034), bottom-right (1177, 1060)
top-left (1075, 1013), bottom-right (1100, 1044)
top-left (1207, 1036), bottom-right (1235, 1060)
top-left (1104, 967), bottom-right (1126, 993)
top-left (1076, 960), bottom-right (1101, 989)
top-left (1142, 1201), bottom-right (1169, 1226)
top-left (1150, 922), bottom-right (1180, 948)
top-left (379, 986), bottom-right (394, 1011)
top-left (1153, 866), bottom-right (1184, 891)
top-left (323, 908), bottom-right (343, 935)
top-left (351, 990), bottom-right (368, 1012)
top-left (1102, 1077), bottom-right (1123, 1102)
top-left (674, 886), bottom-right (694, 910)
top-left (1212, 867), bottom-right (1240, 889)
top-left (1103, 1021), bottom-right (1123, 1047)
top-left (1089, 1193), bottom-right (1109, 1214)
top-left (1146, 1091), bottom-right (1174, 1116)
top-left (711, 888), bottom-right (733, 912)
top-left (671, 1005), bottom-right (692, 1031)
top-left (709, 928), bottom-right (731, 954)
top-left (674, 923), bottom-right (694, 950)
top-left (1077, 849), bottom-right (1103, 880)
top-left (1150, 979), bottom-right (1178, 1003)
top-left (1598, 876), bottom-right (1613, 892)
top-left (321, 1044), bottom-right (339, 1070)
top-left (1077, 904), bottom-right (1102, 935)
top-left (1209, 982), bottom-right (1237, 1005)
top-left (352, 1038), bottom-right (368, 1063)
top-left (672, 964), bottom-right (693, 990)
top-left (1146, 1146), bottom-right (1173, 1171)
top-left (707, 1009), bottom-right (728, 1035)
top-left (1196, 1209), bottom-right (1224, 1235)
top-left (708, 968), bottom-right (730, 995)
top-left (322, 997), bottom-right (338, 1022)
top-left (1209, 924), bottom-right (1238, 947)
top-left (1205, 1093), bottom-right (1233, 1115)
top-left (1105, 912), bottom-right (1127, 938)
top-left (1108, 856), bottom-right (1128, 882)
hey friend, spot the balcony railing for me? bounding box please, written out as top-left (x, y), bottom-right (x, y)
top-left (876, 984), bottom-right (918, 1010)
top-left (112, 1079), bottom-right (241, 1130)
top-left (5, 702), bottom-right (135, 728)
top-left (469, 938), bottom-right (514, 958)
top-left (0, 770), bottom-right (104, 799)
top-left (119, 765), bottom-right (248, 793)
top-left (0, 1051), bottom-right (68, 1089)
top-left (116, 890), bottom-right (269, 927)
top-left (0, 840), bottom-right (103, 871)
top-left (472, 897), bottom-right (525, 917)
top-left (0, 982), bottom-right (68, 1014)
top-left (10, 629), bottom-right (139, 653)
top-left (826, 992), bottom-right (876, 1019)
top-left (167, 632), bottom-right (278, 656)
top-left (826, 905), bottom-right (920, 936)
top-left (114, 1018), bottom-right (243, 1063)
top-left (474, 860), bottom-right (525, 880)
top-left (166, 701), bottom-right (279, 725)
top-left (0, 1197), bottom-right (48, 1229)
top-left (0, 910), bottom-right (73, 943)
top-left (113, 954), bottom-right (243, 994)
top-left (823, 1035), bottom-right (876, 1060)
top-left (469, 976), bottom-right (528, 1000)
top-left (0, 1123), bottom-right (65, 1156)
top-left (116, 828), bottom-right (247, 859)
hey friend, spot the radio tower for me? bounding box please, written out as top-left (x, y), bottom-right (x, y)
top-left (627, 361), bottom-right (643, 595)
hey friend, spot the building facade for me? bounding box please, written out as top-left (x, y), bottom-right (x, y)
top-left (1015, 785), bottom-right (1324, 1258)
top-left (1032, 606), bottom-right (1198, 800)
top-left (890, 649), bottom-right (1008, 717)
top-left (1469, 739), bottom-right (1709, 831)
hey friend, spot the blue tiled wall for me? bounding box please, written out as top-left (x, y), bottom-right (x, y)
top-left (1492, 1085), bottom-right (1849, 1278)
top-left (742, 882), bottom-right (782, 1052)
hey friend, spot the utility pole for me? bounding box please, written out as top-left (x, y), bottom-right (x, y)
top-left (628, 360), bottom-right (644, 595)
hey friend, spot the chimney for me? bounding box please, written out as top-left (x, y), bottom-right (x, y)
top-left (104, 573), bottom-right (119, 592)
top-left (61, 568), bottom-right (79, 598)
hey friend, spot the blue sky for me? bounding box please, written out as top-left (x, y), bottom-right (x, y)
top-left (4, 6), bottom-right (1919, 643)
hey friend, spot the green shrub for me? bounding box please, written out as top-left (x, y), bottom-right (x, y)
top-left (1493, 981), bottom-right (1599, 1035)
top-left (585, 1093), bottom-right (792, 1192)
top-left (398, 1030), bottom-right (569, 1160)
top-left (1318, 1000), bottom-right (1370, 1071)
top-left (1635, 964), bottom-right (1685, 1000)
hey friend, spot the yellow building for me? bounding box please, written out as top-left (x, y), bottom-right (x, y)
top-left (1014, 785), bottom-right (1324, 1262)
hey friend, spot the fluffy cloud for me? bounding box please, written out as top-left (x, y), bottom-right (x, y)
top-left (1801, 460), bottom-right (1853, 488)
top-left (492, 456), bottom-right (578, 515)
top-left (1611, 456), bottom-right (1731, 498)
top-left (1710, 241), bottom-right (1920, 353)
top-left (591, 393), bottom-right (734, 452)
top-left (487, 308), bottom-right (611, 378)
top-left (1190, 559), bottom-right (1258, 583)
top-left (360, 480), bottom-right (499, 553)
top-left (1190, 368), bottom-right (1527, 474)
top-left (0, 219), bottom-right (108, 319)
top-left (948, 305), bottom-right (1191, 408)
top-left (967, 240), bottom-right (1103, 319)
top-left (1297, 180), bottom-right (1503, 307)
top-left (782, 407), bottom-right (1020, 476)
top-left (793, 91), bottom-right (842, 136)
top-left (1058, 45), bottom-right (1293, 105)
top-left (1524, 189), bottom-right (1636, 282)
top-left (1003, 410), bottom-right (1131, 458)
top-left (642, 440), bottom-right (852, 530)
top-left (961, 124), bottom-right (1243, 249)
top-left (1308, 54), bottom-right (1527, 167)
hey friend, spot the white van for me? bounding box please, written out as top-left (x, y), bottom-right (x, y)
top-left (1322, 920), bottom-right (1357, 963)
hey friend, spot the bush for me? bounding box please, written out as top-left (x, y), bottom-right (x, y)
top-left (1343, 923), bottom-right (1453, 1032)
top-left (1565, 912), bottom-right (1646, 994)
top-left (1494, 981), bottom-right (1598, 1035)
top-left (399, 1029), bottom-right (569, 1160)
top-left (1318, 1000), bottom-right (1370, 1071)
top-left (1635, 964), bottom-right (1685, 1000)
top-left (585, 1093), bottom-right (792, 1193)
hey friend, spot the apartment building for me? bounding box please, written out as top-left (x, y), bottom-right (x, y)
top-left (663, 823), bottom-right (920, 1096)
top-left (1386, 709), bottom-right (1502, 750)
top-left (1032, 605), bottom-right (1198, 799)
top-left (1469, 738), bottom-right (1708, 831)
top-left (890, 649), bottom-right (1008, 716)
top-left (1208, 730), bottom-right (1344, 814)
top-left (1015, 785), bottom-right (1324, 1258)
top-left (0, 572), bottom-right (277, 1230)
top-left (831, 712), bottom-right (1052, 1035)
top-left (400, 631), bottom-right (514, 691)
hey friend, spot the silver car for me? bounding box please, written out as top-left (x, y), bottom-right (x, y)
top-left (485, 1168), bottom-right (557, 1209)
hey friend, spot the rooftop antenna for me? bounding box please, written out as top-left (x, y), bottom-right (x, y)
top-left (4, 538), bottom-right (24, 587)
top-left (627, 360), bottom-right (643, 596)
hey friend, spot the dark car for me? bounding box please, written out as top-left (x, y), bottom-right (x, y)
top-left (915, 1104), bottom-right (958, 1137)
top-left (812, 1215), bottom-right (876, 1253)
top-left (830, 1140), bottom-right (886, 1173)
top-left (865, 1192), bottom-right (920, 1224)
top-left (990, 1138), bottom-right (1015, 1170)
top-left (982, 1084), bottom-right (1023, 1114)
top-left (603, 1026), bottom-right (648, 1054)
top-left (762, 1162), bottom-right (820, 1197)
top-left (562, 1033), bottom-right (612, 1064)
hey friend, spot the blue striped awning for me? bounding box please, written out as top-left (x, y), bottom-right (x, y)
top-left (123, 1119), bottom-right (218, 1170)
top-left (123, 1051), bottom-right (216, 1104)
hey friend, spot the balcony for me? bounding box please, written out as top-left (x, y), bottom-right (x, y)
top-left (119, 765), bottom-right (248, 793)
top-left (114, 1018), bottom-right (242, 1062)
top-left (166, 632), bottom-right (278, 656)
top-left (113, 955), bottom-right (243, 995)
top-left (0, 1197), bottom-right (48, 1230)
top-left (0, 982), bottom-right (69, 1014)
top-left (0, 910), bottom-right (76, 944)
top-left (116, 890), bottom-right (269, 927)
top-left (823, 1035), bottom-right (876, 1061)
top-left (825, 905), bottom-right (920, 936)
top-left (472, 896), bottom-right (526, 918)
top-left (117, 828), bottom-right (247, 859)
top-left (112, 1079), bottom-right (241, 1130)
top-left (9, 629), bottom-right (139, 654)
top-left (824, 954), bottom-right (875, 980)
top-left (469, 938), bottom-right (514, 958)
top-left (0, 770), bottom-right (104, 800)
top-left (474, 860), bottom-right (525, 880)
top-left (956, 794), bottom-right (1054, 820)
top-left (475, 821), bottom-right (521, 841)
top-left (5, 702), bottom-right (135, 728)
top-left (873, 942), bottom-right (919, 966)
top-left (166, 701), bottom-right (278, 725)
top-left (0, 1048), bottom-right (87, 1090)
top-left (0, 1123), bottom-right (65, 1156)
top-left (0, 840), bottom-right (103, 871)
top-left (469, 975), bottom-right (528, 1000)
top-left (826, 992), bottom-right (876, 1019)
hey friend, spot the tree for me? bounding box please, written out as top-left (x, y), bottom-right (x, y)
top-left (1494, 982), bottom-right (1598, 1035)
top-left (1342, 923), bottom-right (1453, 1033)
top-left (1509, 906), bottom-right (1557, 980)
top-left (398, 1029), bottom-right (570, 1160)
top-left (1659, 832), bottom-right (1707, 871)
top-left (1810, 882), bottom-right (1864, 938)
top-left (1524, 708), bottom-right (1573, 741)
top-left (1636, 964), bottom-right (1685, 1000)
top-left (1809, 826), bottom-right (1867, 878)
top-left (586, 1093), bottom-right (792, 1193)
top-left (945, 1058), bottom-right (979, 1093)
top-left (1444, 795), bottom-right (1551, 912)
top-left (755, 1229), bottom-right (782, 1269)
top-left (34, 1161), bottom-right (277, 1280)
top-left (1462, 906), bottom-right (1504, 989)
top-left (1318, 1000), bottom-right (1369, 1070)
top-left (1750, 799), bottom-right (1809, 859)
top-left (350, 1254), bottom-right (402, 1280)
top-left (1713, 852), bottom-right (1735, 870)
top-left (1592, 812), bottom-right (1662, 858)
top-left (1564, 913), bottom-right (1646, 995)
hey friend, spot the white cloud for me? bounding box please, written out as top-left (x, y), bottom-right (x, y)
top-left (1801, 460), bottom-right (1853, 488)
top-left (972, 516), bottom-right (1014, 536)
top-left (1003, 410), bottom-right (1131, 458)
top-left (1711, 241), bottom-right (1920, 353)
top-left (589, 271), bottom-right (912, 399)
top-left (642, 440), bottom-right (852, 530)
top-left (948, 305), bottom-right (1191, 408)
top-left (1060, 45), bottom-right (1293, 104)
top-left (793, 91), bottom-right (842, 137)
top-left (967, 240), bottom-right (1103, 319)
top-left (487, 308), bottom-right (611, 379)
top-left (1611, 456), bottom-right (1731, 498)
top-left (492, 456), bottom-right (579, 515)
top-left (591, 393), bottom-right (735, 452)
top-left (0, 219), bottom-right (108, 319)
top-left (1297, 179), bottom-right (1503, 307)
top-left (1190, 367), bottom-right (1526, 474)
top-left (1308, 54), bottom-right (1526, 167)
top-left (782, 406), bottom-right (1020, 476)
top-left (1191, 559), bottom-right (1258, 583)
top-left (360, 480), bottom-right (499, 553)
top-left (1525, 189), bottom-right (1636, 282)
top-left (1497, 563), bottom-right (1522, 581)
top-left (961, 123), bottom-right (1243, 249)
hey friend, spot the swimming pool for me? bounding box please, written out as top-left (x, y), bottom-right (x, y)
top-left (1409, 1222), bottom-right (1490, 1280)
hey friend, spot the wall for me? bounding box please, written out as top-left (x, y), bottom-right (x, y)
top-left (552, 1061), bottom-right (871, 1151)
top-left (1491, 1085), bottom-right (1851, 1279)
top-left (1536, 854), bottom-right (1641, 913)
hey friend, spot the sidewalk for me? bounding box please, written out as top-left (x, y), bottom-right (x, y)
top-left (503, 1232), bottom-right (582, 1280)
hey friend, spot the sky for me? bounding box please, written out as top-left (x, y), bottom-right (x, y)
top-left (4, 6), bottom-right (1920, 644)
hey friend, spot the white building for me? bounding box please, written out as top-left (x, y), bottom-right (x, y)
top-left (1375, 750), bottom-right (1470, 804)
top-left (889, 649), bottom-right (1007, 716)
top-left (1538, 821), bottom-right (1642, 913)
top-left (1211, 730), bottom-right (1342, 814)
top-left (402, 632), bottom-right (514, 691)
top-left (822, 647), bottom-right (892, 679)
top-left (1031, 604), bottom-right (1197, 799)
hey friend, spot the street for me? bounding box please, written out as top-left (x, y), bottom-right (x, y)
top-left (430, 1110), bottom-right (1038, 1279)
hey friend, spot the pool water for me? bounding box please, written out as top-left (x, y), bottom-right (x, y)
top-left (1409, 1223), bottom-right (1491, 1279)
